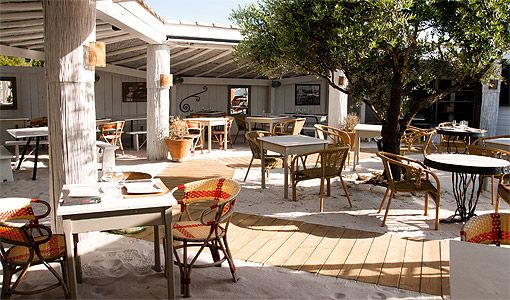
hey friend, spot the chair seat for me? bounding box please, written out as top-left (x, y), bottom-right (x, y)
top-left (394, 180), bottom-right (438, 195)
top-left (173, 221), bottom-right (223, 241)
top-left (293, 166), bottom-right (339, 181)
top-left (5, 234), bottom-right (66, 265)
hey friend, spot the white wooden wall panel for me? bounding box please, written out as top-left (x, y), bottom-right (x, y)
top-left (496, 106), bottom-right (510, 135)
top-left (274, 78), bottom-right (328, 115)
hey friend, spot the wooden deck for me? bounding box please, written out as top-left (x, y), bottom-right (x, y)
top-left (140, 154), bottom-right (450, 297)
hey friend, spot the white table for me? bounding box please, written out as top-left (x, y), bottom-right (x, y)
top-left (259, 135), bottom-right (329, 199)
top-left (245, 116), bottom-right (289, 132)
top-left (57, 179), bottom-right (177, 299)
top-left (450, 240), bottom-right (510, 300)
top-left (183, 117), bottom-right (228, 152)
top-left (485, 137), bottom-right (510, 151)
top-left (6, 126), bottom-right (48, 180)
top-left (352, 124), bottom-right (382, 170)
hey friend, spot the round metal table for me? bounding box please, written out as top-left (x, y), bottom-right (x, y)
top-left (436, 127), bottom-right (486, 153)
top-left (424, 154), bottom-right (510, 222)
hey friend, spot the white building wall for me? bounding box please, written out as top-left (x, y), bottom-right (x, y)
top-left (274, 77), bottom-right (328, 115)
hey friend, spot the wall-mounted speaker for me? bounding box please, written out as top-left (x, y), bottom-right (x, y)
top-left (271, 80), bottom-right (281, 88)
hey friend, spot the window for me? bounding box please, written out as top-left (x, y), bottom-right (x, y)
top-left (0, 77), bottom-right (17, 110)
top-left (295, 84), bottom-right (320, 106)
top-left (228, 86), bottom-right (250, 115)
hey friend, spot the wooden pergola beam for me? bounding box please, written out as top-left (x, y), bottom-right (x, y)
top-left (110, 53), bottom-right (146, 65)
top-left (108, 44), bottom-right (147, 56)
top-left (217, 64), bottom-right (249, 78)
top-left (196, 58), bottom-right (235, 77)
top-left (171, 49), bottom-right (214, 68)
top-left (175, 50), bottom-right (231, 75)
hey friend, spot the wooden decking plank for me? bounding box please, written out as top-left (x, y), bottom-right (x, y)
top-left (318, 228), bottom-right (360, 278)
top-left (264, 222), bottom-right (317, 266)
top-left (282, 224), bottom-right (331, 270)
top-left (234, 218), bottom-right (291, 261)
top-left (300, 227), bottom-right (346, 274)
top-left (440, 240), bottom-right (450, 297)
top-left (377, 235), bottom-right (407, 288)
top-left (246, 220), bottom-right (304, 263)
top-left (227, 214), bottom-right (264, 240)
top-left (357, 233), bottom-right (392, 284)
top-left (398, 238), bottom-right (424, 292)
top-left (229, 216), bottom-right (280, 255)
top-left (337, 230), bottom-right (378, 280)
top-left (420, 240), bottom-right (442, 296)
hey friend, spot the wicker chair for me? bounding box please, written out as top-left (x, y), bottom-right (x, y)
top-left (244, 131), bottom-right (284, 181)
top-left (376, 152), bottom-right (441, 230)
top-left (290, 146), bottom-right (352, 212)
top-left (99, 120), bottom-right (125, 155)
top-left (0, 198), bottom-right (69, 298)
top-left (170, 178), bottom-right (241, 297)
top-left (496, 174), bottom-right (510, 213)
top-left (437, 121), bottom-right (466, 153)
top-left (233, 115), bottom-right (247, 144)
top-left (461, 213), bottom-right (510, 246)
top-left (272, 118), bottom-right (306, 135)
top-left (314, 124), bottom-right (351, 165)
top-left (212, 116), bottom-right (234, 149)
top-left (400, 126), bottom-right (437, 157)
top-left (186, 120), bottom-right (204, 155)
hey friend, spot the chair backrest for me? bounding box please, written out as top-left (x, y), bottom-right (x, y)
top-left (467, 144), bottom-right (510, 160)
top-left (461, 213), bottom-right (510, 245)
top-left (123, 172), bottom-right (152, 180)
top-left (272, 118), bottom-right (306, 135)
top-left (499, 174), bottom-right (510, 205)
top-left (234, 115), bottom-right (246, 130)
top-left (319, 146), bottom-right (350, 177)
top-left (186, 120), bottom-right (203, 131)
top-left (314, 124), bottom-right (349, 146)
top-left (401, 126), bottom-right (437, 156)
top-left (101, 121), bottom-right (124, 135)
top-left (377, 151), bottom-right (431, 190)
top-left (245, 131), bottom-right (274, 159)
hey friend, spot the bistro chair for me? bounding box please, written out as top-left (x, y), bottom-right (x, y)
top-left (400, 126), bottom-right (437, 157)
top-left (376, 151), bottom-right (441, 230)
top-left (437, 121), bottom-right (466, 153)
top-left (233, 115), bottom-right (247, 144)
top-left (212, 116), bottom-right (234, 149)
top-left (169, 178), bottom-right (241, 297)
top-left (461, 213), bottom-right (510, 246)
top-left (99, 120), bottom-right (125, 155)
top-left (0, 198), bottom-right (69, 298)
top-left (290, 146), bottom-right (352, 212)
top-left (496, 174), bottom-right (510, 213)
top-left (244, 131), bottom-right (284, 182)
top-left (272, 118), bottom-right (306, 136)
top-left (186, 120), bottom-right (204, 155)
top-left (314, 124), bottom-right (352, 166)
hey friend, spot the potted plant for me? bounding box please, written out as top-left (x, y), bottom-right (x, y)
top-left (339, 113), bottom-right (359, 148)
top-left (165, 117), bottom-right (193, 162)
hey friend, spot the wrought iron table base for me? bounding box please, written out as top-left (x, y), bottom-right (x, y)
top-left (441, 172), bottom-right (483, 223)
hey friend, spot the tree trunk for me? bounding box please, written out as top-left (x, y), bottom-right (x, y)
top-left (44, 0), bottom-right (98, 231)
top-left (382, 80), bottom-right (402, 155)
top-left (146, 44), bottom-right (170, 160)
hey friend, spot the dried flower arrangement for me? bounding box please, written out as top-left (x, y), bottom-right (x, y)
top-left (168, 116), bottom-right (189, 140)
top-left (340, 113), bottom-right (360, 132)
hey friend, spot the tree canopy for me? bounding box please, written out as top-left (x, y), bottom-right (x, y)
top-left (232, 0), bottom-right (510, 153)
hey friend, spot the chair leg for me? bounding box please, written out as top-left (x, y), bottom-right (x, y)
top-left (378, 187), bottom-right (390, 213)
top-left (243, 158), bottom-right (254, 182)
top-left (220, 236), bottom-right (239, 282)
top-left (326, 178), bottom-right (331, 196)
top-left (1, 265), bottom-right (12, 299)
top-left (424, 193), bottom-right (429, 216)
top-left (209, 241), bottom-right (221, 267)
top-left (491, 176), bottom-right (494, 206)
top-left (319, 177), bottom-right (325, 212)
top-left (339, 176), bottom-right (353, 208)
top-left (434, 193), bottom-right (440, 230)
top-left (381, 191), bottom-right (395, 227)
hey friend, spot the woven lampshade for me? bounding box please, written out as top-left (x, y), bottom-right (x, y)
top-left (160, 73), bottom-right (173, 88)
top-left (88, 41), bottom-right (106, 68)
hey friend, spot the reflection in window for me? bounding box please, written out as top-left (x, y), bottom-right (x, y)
top-left (228, 86), bottom-right (250, 115)
top-left (0, 77), bottom-right (16, 110)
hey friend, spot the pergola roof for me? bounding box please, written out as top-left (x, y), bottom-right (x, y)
top-left (0, 0), bottom-right (296, 79)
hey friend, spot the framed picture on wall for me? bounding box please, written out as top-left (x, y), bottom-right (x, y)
top-left (122, 82), bottom-right (147, 102)
top-left (295, 84), bottom-right (320, 106)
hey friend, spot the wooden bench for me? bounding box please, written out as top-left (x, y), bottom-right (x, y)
top-left (5, 139), bottom-right (49, 163)
top-left (127, 131), bottom-right (147, 151)
top-left (0, 145), bottom-right (14, 182)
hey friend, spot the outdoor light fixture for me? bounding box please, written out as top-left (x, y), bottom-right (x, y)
top-left (173, 76), bottom-right (184, 85)
top-left (160, 73), bottom-right (173, 88)
top-left (338, 76), bottom-right (346, 86)
top-left (87, 41), bottom-right (106, 68)
top-left (271, 80), bottom-right (281, 88)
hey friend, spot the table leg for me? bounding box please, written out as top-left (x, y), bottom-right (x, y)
top-left (223, 119), bottom-right (228, 150)
top-left (153, 225), bottom-right (161, 272)
top-left (353, 133), bottom-right (360, 171)
top-left (32, 137), bottom-right (40, 180)
top-left (63, 219), bottom-right (78, 299)
top-left (442, 172), bottom-right (481, 223)
top-left (17, 137), bottom-right (32, 170)
top-left (163, 208), bottom-right (175, 299)
top-left (248, 121), bottom-right (252, 132)
top-left (208, 123), bottom-right (212, 153)
top-left (260, 140), bottom-right (265, 189)
top-left (283, 149), bottom-right (289, 199)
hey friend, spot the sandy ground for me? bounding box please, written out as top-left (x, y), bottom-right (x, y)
top-left (1, 141), bottom-right (507, 299)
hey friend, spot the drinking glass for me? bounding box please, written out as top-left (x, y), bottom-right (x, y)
top-left (461, 120), bottom-right (468, 128)
top-left (452, 120), bottom-right (458, 127)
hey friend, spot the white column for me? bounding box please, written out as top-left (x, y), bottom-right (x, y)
top-left (327, 70), bottom-right (348, 128)
top-left (269, 86), bottom-right (276, 114)
top-left (170, 85), bottom-right (177, 116)
top-left (146, 44), bottom-right (170, 160)
top-left (480, 80), bottom-right (501, 136)
top-left (43, 0), bottom-right (98, 231)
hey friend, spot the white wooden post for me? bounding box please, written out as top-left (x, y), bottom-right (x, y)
top-left (328, 70), bottom-right (348, 128)
top-left (146, 44), bottom-right (170, 160)
top-left (170, 85), bottom-right (177, 116)
top-left (43, 0), bottom-right (98, 231)
top-left (269, 86), bottom-right (276, 114)
top-left (480, 65), bottom-right (502, 136)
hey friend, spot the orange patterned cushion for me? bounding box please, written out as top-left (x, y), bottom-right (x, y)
top-left (173, 221), bottom-right (213, 240)
top-left (5, 234), bottom-right (66, 265)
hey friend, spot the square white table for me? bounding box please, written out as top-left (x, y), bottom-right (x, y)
top-left (245, 116), bottom-right (289, 132)
top-left (57, 179), bottom-right (177, 299)
top-left (183, 117), bottom-right (228, 152)
top-left (485, 137), bottom-right (510, 151)
top-left (6, 126), bottom-right (48, 180)
top-left (352, 124), bottom-right (382, 170)
top-left (259, 135), bottom-right (329, 199)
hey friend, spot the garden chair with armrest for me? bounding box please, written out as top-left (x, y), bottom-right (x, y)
top-left (244, 131), bottom-right (284, 182)
top-left (461, 213), bottom-right (510, 246)
top-left (272, 118), bottom-right (306, 136)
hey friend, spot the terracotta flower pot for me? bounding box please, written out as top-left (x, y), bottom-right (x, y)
top-left (165, 137), bottom-right (193, 162)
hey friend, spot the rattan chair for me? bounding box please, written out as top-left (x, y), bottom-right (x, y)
top-left (290, 146), bottom-right (352, 212)
top-left (244, 131), bottom-right (284, 182)
top-left (376, 151), bottom-right (441, 230)
top-left (461, 213), bottom-right (510, 246)
top-left (233, 115), bottom-right (247, 144)
top-left (99, 120), bottom-right (125, 155)
top-left (0, 198), bottom-right (69, 298)
top-left (314, 124), bottom-right (351, 165)
top-left (496, 174), bottom-right (510, 213)
top-left (272, 118), bottom-right (306, 135)
top-left (170, 178), bottom-right (241, 297)
top-left (400, 126), bottom-right (437, 157)
top-left (212, 116), bottom-right (234, 149)
top-left (186, 120), bottom-right (204, 155)
top-left (437, 121), bottom-right (466, 153)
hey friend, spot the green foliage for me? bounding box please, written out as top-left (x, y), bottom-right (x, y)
top-left (0, 55), bottom-right (45, 67)
top-left (232, 0), bottom-right (510, 152)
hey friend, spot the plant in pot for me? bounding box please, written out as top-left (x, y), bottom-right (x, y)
top-left (165, 117), bottom-right (193, 162)
top-left (339, 113), bottom-right (359, 148)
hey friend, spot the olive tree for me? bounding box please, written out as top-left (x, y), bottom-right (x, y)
top-left (232, 0), bottom-right (510, 154)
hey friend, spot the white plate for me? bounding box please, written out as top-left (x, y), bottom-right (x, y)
top-left (67, 186), bottom-right (101, 197)
top-left (123, 180), bottom-right (163, 194)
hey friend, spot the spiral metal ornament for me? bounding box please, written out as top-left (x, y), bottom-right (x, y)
top-left (179, 86), bottom-right (208, 113)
